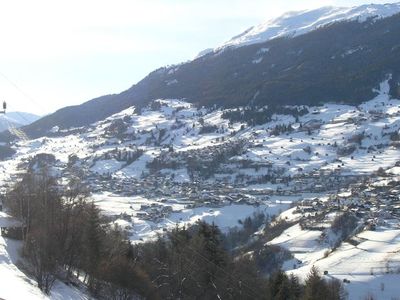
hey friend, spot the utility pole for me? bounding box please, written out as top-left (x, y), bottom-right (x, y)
top-left (0, 101), bottom-right (6, 114)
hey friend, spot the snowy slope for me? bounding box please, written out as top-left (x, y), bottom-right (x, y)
top-left (2, 80), bottom-right (399, 185)
top-left (215, 3), bottom-right (400, 51)
top-left (3, 80), bottom-right (399, 180)
top-left (0, 78), bottom-right (398, 239)
top-left (269, 221), bottom-right (400, 299)
top-left (1, 79), bottom-right (400, 296)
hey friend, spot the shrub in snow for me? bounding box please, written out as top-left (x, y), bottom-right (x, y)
top-left (337, 144), bottom-right (357, 156)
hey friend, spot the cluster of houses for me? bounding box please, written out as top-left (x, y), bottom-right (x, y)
top-left (136, 203), bottom-right (174, 222)
top-left (291, 170), bottom-right (400, 232)
top-left (146, 139), bottom-right (247, 175)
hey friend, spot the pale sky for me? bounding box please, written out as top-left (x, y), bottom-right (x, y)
top-left (0, 0), bottom-right (397, 115)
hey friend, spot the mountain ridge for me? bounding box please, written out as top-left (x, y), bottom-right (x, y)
top-left (214, 3), bottom-right (400, 52)
top-left (6, 4), bottom-right (400, 140)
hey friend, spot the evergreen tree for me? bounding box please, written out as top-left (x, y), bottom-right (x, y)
top-left (289, 273), bottom-right (303, 299)
top-left (303, 266), bottom-right (327, 300)
top-left (83, 202), bottom-right (104, 292)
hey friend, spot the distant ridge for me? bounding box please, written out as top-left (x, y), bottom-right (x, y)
top-left (0, 112), bottom-right (40, 133)
top-left (214, 3), bottom-right (400, 52)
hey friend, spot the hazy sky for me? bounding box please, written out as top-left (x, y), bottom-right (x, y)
top-left (0, 0), bottom-right (398, 115)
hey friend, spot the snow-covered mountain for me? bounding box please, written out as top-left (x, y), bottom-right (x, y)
top-left (5, 112), bottom-right (41, 126)
top-left (0, 112), bottom-right (40, 133)
top-left (10, 4), bottom-right (400, 140)
top-left (215, 3), bottom-right (400, 51)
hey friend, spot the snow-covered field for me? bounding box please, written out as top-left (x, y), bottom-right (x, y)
top-left (92, 192), bottom-right (292, 242)
top-left (269, 221), bottom-right (400, 299)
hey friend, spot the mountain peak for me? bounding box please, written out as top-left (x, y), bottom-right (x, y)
top-left (213, 3), bottom-right (400, 52)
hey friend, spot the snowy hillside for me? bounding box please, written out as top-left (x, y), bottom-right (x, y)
top-left (214, 3), bottom-right (400, 52)
top-left (0, 79), bottom-right (398, 227)
top-left (0, 80), bottom-right (394, 180)
top-left (1, 78), bottom-right (400, 297)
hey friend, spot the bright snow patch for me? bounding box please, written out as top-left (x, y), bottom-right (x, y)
top-left (215, 3), bottom-right (400, 51)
